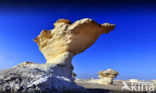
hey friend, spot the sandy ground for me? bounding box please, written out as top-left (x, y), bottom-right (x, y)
top-left (75, 79), bottom-right (156, 93)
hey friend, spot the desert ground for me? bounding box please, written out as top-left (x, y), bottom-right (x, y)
top-left (75, 79), bottom-right (156, 93)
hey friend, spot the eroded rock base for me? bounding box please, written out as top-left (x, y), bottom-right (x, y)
top-left (0, 61), bottom-right (85, 93)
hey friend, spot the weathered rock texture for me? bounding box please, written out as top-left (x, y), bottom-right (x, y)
top-left (97, 69), bottom-right (118, 85)
top-left (34, 18), bottom-right (115, 64)
top-left (0, 18), bottom-right (115, 93)
top-left (0, 54), bottom-right (82, 93)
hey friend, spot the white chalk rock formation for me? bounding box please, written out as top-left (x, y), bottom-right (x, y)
top-left (0, 18), bottom-right (115, 93)
top-left (33, 18), bottom-right (115, 64)
top-left (97, 69), bottom-right (118, 85)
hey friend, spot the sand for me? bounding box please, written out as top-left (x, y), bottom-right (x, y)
top-left (75, 79), bottom-right (156, 93)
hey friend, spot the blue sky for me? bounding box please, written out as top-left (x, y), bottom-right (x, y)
top-left (0, 0), bottom-right (156, 80)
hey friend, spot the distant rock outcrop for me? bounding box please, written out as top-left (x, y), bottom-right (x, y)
top-left (0, 18), bottom-right (115, 93)
top-left (97, 69), bottom-right (118, 85)
top-left (151, 80), bottom-right (156, 84)
top-left (128, 79), bottom-right (139, 83)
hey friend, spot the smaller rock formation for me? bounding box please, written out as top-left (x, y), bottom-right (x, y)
top-left (97, 69), bottom-right (118, 85)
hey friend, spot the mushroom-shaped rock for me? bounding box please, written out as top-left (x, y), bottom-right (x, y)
top-left (0, 18), bottom-right (115, 93)
top-left (34, 18), bottom-right (115, 64)
top-left (97, 69), bottom-right (118, 85)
